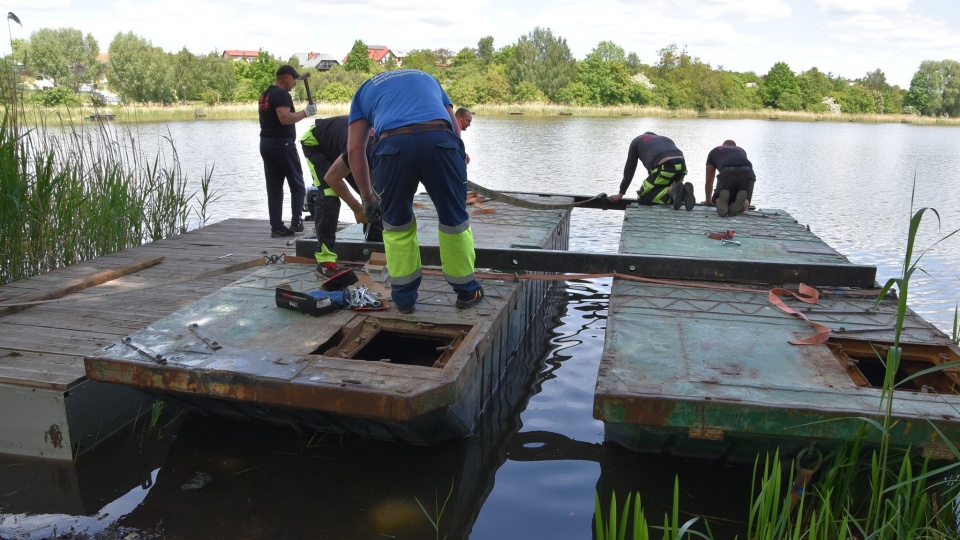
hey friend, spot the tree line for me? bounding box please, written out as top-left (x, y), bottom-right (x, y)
top-left (6, 26), bottom-right (960, 117)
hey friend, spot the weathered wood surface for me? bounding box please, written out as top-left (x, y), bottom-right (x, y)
top-left (0, 219), bottom-right (301, 390)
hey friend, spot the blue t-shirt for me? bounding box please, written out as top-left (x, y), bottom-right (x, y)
top-left (349, 69), bottom-right (453, 137)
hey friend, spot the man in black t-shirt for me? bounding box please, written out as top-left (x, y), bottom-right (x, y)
top-left (300, 115), bottom-right (378, 276)
top-left (608, 132), bottom-right (694, 210)
top-left (705, 140), bottom-right (756, 217)
top-left (258, 64), bottom-right (317, 237)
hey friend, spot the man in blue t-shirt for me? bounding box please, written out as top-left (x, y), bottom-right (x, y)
top-left (705, 140), bottom-right (756, 217)
top-left (346, 69), bottom-right (483, 314)
top-left (258, 64), bottom-right (316, 237)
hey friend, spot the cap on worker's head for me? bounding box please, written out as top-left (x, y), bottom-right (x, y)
top-left (276, 65), bottom-right (300, 79)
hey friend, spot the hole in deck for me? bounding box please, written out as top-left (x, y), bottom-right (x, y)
top-left (312, 316), bottom-right (473, 369)
top-left (354, 331), bottom-right (452, 367)
top-left (827, 338), bottom-right (960, 393)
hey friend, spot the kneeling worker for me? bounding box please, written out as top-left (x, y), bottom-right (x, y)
top-left (704, 140), bottom-right (756, 217)
top-left (608, 132), bottom-right (694, 210)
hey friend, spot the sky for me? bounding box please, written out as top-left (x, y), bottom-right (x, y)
top-left (4, 0), bottom-right (959, 88)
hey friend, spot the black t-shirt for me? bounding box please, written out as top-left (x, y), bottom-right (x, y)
top-left (311, 116), bottom-right (349, 161)
top-left (706, 145), bottom-right (752, 171)
top-left (258, 85), bottom-right (295, 139)
top-left (620, 132), bottom-right (683, 194)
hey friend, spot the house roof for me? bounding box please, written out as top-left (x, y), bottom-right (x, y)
top-left (292, 52), bottom-right (339, 69)
top-left (341, 46), bottom-right (394, 64)
top-left (367, 46), bottom-right (392, 62)
top-left (222, 50), bottom-right (260, 59)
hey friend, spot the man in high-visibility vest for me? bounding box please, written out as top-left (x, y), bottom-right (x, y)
top-left (300, 115), bottom-right (374, 277)
top-left (346, 69), bottom-right (484, 315)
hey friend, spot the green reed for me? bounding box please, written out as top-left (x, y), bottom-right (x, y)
top-left (1, 107), bottom-right (215, 284)
top-left (415, 478), bottom-right (455, 540)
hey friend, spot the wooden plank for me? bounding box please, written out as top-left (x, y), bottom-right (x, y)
top-left (0, 218), bottom-right (306, 393)
top-left (0, 257), bottom-right (165, 318)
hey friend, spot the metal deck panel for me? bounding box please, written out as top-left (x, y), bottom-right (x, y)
top-left (596, 206), bottom-right (960, 459)
top-left (86, 199), bottom-right (571, 444)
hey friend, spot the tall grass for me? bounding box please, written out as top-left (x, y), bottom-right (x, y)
top-left (596, 205), bottom-right (960, 539)
top-left (0, 106), bottom-right (215, 285)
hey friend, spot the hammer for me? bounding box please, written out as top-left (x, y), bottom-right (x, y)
top-left (298, 72), bottom-right (314, 104)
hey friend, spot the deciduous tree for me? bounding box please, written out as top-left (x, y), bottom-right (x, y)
top-left (107, 32), bottom-right (174, 103)
top-left (505, 27), bottom-right (575, 102)
top-left (760, 61), bottom-right (799, 108)
top-left (27, 27), bottom-right (100, 90)
top-left (344, 40), bottom-right (374, 73)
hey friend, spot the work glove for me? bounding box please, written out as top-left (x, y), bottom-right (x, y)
top-left (350, 204), bottom-right (368, 224)
top-left (304, 103), bottom-right (317, 117)
top-left (362, 197), bottom-right (382, 228)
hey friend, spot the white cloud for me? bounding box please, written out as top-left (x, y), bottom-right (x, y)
top-left (675, 0), bottom-right (792, 21)
top-left (815, 0), bottom-right (912, 14)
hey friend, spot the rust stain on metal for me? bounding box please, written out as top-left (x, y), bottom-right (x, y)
top-left (45, 424), bottom-right (64, 448)
top-left (688, 426), bottom-right (725, 440)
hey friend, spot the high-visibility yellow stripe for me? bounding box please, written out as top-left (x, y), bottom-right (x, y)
top-left (438, 227), bottom-right (476, 279)
top-left (323, 188), bottom-right (336, 196)
top-left (314, 243), bottom-right (337, 263)
top-left (383, 225), bottom-right (421, 283)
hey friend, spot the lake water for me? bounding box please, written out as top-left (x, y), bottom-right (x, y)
top-left (2, 116), bottom-right (958, 539)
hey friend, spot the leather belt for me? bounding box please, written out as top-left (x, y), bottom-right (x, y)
top-left (721, 165), bottom-right (752, 172)
top-left (377, 122), bottom-right (451, 140)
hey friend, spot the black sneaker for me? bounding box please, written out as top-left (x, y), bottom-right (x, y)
top-left (271, 227), bottom-right (295, 238)
top-left (291, 220), bottom-right (304, 233)
top-left (455, 286), bottom-right (484, 308)
top-left (315, 261), bottom-right (339, 277)
top-left (728, 191), bottom-right (748, 217)
top-left (397, 304), bottom-right (416, 314)
top-left (683, 182), bottom-right (695, 211)
top-left (716, 190), bottom-right (730, 217)
top-left (671, 182), bottom-right (684, 210)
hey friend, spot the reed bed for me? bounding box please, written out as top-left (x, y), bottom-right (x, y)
top-left (0, 107), bottom-right (212, 285)
top-left (21, 101), bottom-right (960, 125)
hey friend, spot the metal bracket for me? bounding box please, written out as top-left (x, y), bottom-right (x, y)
top-left (121, 336), bottom-right (167, 364)
top-left (188, 323), bottom-right (222, 350)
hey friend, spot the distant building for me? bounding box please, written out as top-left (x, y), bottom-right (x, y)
top-left (393, 49), bottom-right (407, 67)
top-left (221, 50), bottom-right (260, 62)
top-left (342, 45), bottom-right (396, 66)
top-left (746, 82), bottom-right (759, 88)
top-left (292, 52), bottom-right (340, 71)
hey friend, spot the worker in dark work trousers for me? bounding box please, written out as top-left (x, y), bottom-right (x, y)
top-left (259, 64), bottom-right (316, 238)
top-left (705, 139), bottom-right (756, 217)
top-left (300, 115), bottom-right (379, 277)
top-left (608, 132), bottom-right (695, 211)
top-left (346, 69), bottom-right (484, 315)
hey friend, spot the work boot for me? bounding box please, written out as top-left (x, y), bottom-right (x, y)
top-left (396, 304), bottom-right (416, 314)
top-left (291, 219), bottom-right (304, 233)
top-left (671, 182), bottom-right (684, 210)
top-left (716, 190), bottom-right (730, 217)
top-left (683, 182), bottom-right (696, 211)
top-left (314, 261), bottom-right (340, 277)
top-left (728, 191), bottom-right (748, 217)
top-left (455, 286), bottom-right (484, 308)
top-left (271, 226), bottom-right (295, 238)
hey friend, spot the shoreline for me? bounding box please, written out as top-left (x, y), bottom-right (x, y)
top-left (23, 102), bottom-right (960, 126)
